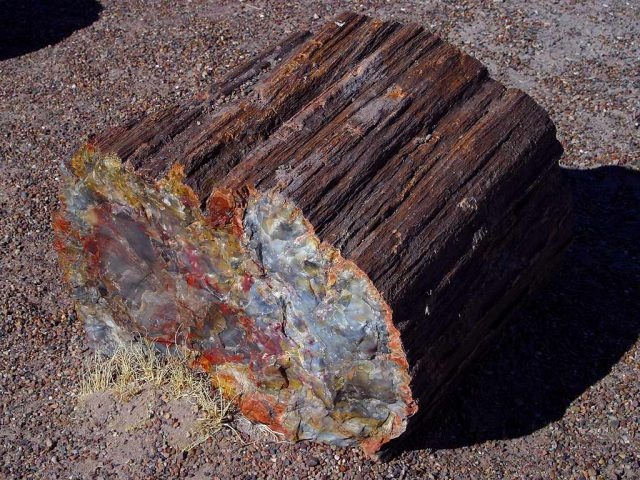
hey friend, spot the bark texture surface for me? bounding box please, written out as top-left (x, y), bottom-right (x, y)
top-left (60, 12), bottom-right (572, 452)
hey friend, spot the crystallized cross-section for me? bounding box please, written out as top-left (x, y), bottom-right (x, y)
top-left (54, 146), bottom-right (416, 454)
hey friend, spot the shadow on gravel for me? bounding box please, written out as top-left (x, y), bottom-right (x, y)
top-left (0, 0), bottom-right (103, 60)
top-left (403, 165), bottom-right (640, 452)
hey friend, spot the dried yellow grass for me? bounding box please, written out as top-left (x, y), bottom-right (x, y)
top-left (79, 339), bottom-right (235, 447)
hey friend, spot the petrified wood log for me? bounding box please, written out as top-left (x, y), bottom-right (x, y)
top-left (54, 13), bottom-right (573, 455)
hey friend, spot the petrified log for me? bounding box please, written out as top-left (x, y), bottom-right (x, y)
top-left (54, 13), bottom-right (573, 455)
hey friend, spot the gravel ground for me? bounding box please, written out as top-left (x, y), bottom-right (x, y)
top-left (0, 1), bottom-right (638, 478)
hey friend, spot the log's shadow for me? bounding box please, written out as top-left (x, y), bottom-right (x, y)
top-left (403, 165), bottom-right (640, 451)
top-left (0, 0), bottom-right (103, 60)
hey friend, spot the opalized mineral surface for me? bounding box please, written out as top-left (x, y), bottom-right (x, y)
top-left (54, 145), bottom-right (416, 454)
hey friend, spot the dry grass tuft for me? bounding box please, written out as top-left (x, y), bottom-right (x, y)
top-left (79, 339), bottom-right (235, 448)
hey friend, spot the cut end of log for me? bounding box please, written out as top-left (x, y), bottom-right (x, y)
top-left (54, 145), bottom-right (417, 455)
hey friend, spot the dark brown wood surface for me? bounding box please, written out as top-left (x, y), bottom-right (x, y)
top-left (92, 12), bottom-right (573, 448)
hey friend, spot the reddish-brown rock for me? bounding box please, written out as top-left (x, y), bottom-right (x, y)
top-left (57, 12), bottom-right (573, 454)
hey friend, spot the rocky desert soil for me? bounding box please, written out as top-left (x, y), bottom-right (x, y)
top-left (0, 1), bottom-right (638, 479)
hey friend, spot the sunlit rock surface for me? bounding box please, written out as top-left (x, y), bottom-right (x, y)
top-left (53, 145), bottom-right (416, 454)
